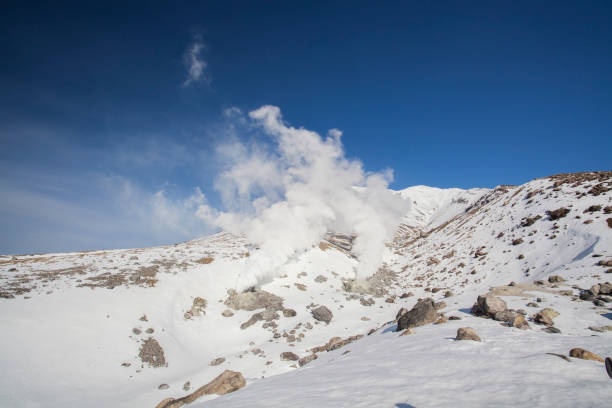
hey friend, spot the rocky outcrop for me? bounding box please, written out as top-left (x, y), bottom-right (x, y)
top-left (396, 298), bottom-right (439, 331)
top-left (455, 327), bottom-right (481, 341)
top-left (156, 370), bottom-right (245, 408)
top-left (280, 352), bottom-right (299, 361)
top-left (471, 294), bottom-right (507, 317)
top-left (569, 348), bottom-right (604, 363)
top-left (311, 305), bottom-right (333, 324)
top-left (225, 289), bottom-right (283, 311)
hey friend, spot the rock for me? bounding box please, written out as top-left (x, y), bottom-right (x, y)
top-left (444, 290), bottom-right (454, 298)
top-left (399, 328), bottom-right (414, 336)
top-left (542, 326), bottom-right (561, 334)
top-left (132, 327), bottom-right (142, 335)
top-left (455, 327), bottom-right (481, 341)
top-left (509, 315), bottom-right (530, 330)
top-left (280, 352), bottom-right (299, 361)
top-left (593, 299), bottom-right (606, 307)
top-left (156, 370), bottom-right (246, 408)
top-left (294, 283), bottom-right (307, 291)
top-left (183, 382), bottom-right (190, 391)
top-left (311, 305), bottom-right (333, 324)
top-left (472, 294), bottom-right (507, 317)
top-left (546, 207), bottom-right (570, 220)
top-left (435, 315), bottom-right (448, 324)
top-left (282, 308), bottom-right (297, 317)
top-left (298, 354), bottom-right (318, 366)
top-left (158, 384), bottom-right (169, 390)
top-left (569, 348), bottom-right (604, 363)
top-left (580, 291), bottom-right (595, 301)
top-left (221, 309), bottom-right (234, 317)
top-left (526, 302), bottom-right (539, 307)
top-left (360, 297), bottom-right (375, 306)
top-left (591, 284), bottom-right (601, 296)
top-left (534, 308), bottom-right (559, 326)
top-left (121, 362), bottom-right (131, 367)
top-left (400, 292), bottom-right (413, 298)
top-left (385, 297), bottom-right (395, 303)
top-left (448, 316), bottom-right (461, 320)
top-left (588, 325), bottom-right (612, 332)
top-left (493, 310), bottom-right (517, 322)
top-left (434, 301), bottom-right (447, 311)
top-left (139, 338), bottom-right (167, 368)
top-left (184, 297), bottom-right (207, 319)
top-left (395, 307), bottom-right (408, 321)
top-left (548, 275), bottom-right (565, 283)
top-left (606, 357), bottom-right (612, 379)
top-left (209, 357), bottom-right (225, 366)
top-left (546, 353), bottom-right (571, 362)
top-left (314, 275), bottom-right (327, 283)
top-left (599, 283), bottom-right (612, 295)
top-left (396, 298), bottom-right (439, 331)
top-left (225, 289), bottom-right (283, 312)
top-left (511, 238), bottom-right (523, 246)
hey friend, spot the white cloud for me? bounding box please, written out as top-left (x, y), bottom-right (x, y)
top-left (183, 35), bottom-right (208, 86)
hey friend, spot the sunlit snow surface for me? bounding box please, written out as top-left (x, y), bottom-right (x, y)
top-left (1, 173), bottom-right (611, 407)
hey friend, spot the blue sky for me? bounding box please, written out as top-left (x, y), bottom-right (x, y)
top-left (1, 1), bottom-right (611, 254)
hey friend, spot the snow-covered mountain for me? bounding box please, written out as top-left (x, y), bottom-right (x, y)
top-left (1, 171), bottom-right (611, 407)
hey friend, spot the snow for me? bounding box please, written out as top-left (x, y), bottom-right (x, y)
top-left (1, 173), bottom-right (611, 407)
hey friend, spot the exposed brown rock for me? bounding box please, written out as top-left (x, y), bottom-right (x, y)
top-left (455, 327), bottom-right (481, 341)
top-left (156, 370), bottom-right (245, 408)
top-left (138, 338), bottom-right (167, 368)
top-left (569, 348), bottom-right (604, 363)
top-left (397, 298), bottom-right (439, 331)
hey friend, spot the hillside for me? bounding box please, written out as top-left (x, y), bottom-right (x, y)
top-left (1, 171), bottom-right (611, 407)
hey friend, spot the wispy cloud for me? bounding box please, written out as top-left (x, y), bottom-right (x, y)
top-left (183, 34), bottom-right (208, 86)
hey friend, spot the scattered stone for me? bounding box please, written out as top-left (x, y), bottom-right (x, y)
top-left (526, 302), bottom-right (539, 307)
top-left (360, 297), bottom-right (375, 306)
top-left (534, 308), bottom-right (559, 326)
top-left (183, 382), bottom-right (190, 391)
top-left (471, 294), bottom-right (507, 317)
top-left (209, 357), bottom-right (225, 366)
top-left (569, 348), bottom-right (604, 363)
top-left (400, 292), bottom-right (413, 298)
top-left (588, 326), bottom-right (612, 333)
top-left (580, 291), bottom-right (595, 301)
top-left (280, 352), bottom-right (299, 361)
top-left (546, 207), bottom-right (570, 220)
top-left (221, 309), bottom-right (234, 317)
top-left (511, 238), bottom-right (524, 246)
top-left (397, 298), bottom-right (439, 331)
top-left (444, 290), bottom-right (454, 298)
top-left (548, 275), bottom-right (565, 283)
top-left (311, 305), bottom-right (333, 324)
top-left (121, 362), bottom-right (131, 367)
top-left (139, 338), bottom-right (167, 368)
top-left (599, 283), bottom-right (612, 295)
top-left (155, 370), bottom-right (246, 408)
top-left (542, 326), bottom-right (561, 334)
top-left (225, 289), bottom-right (283, 312)
top-left (546, 353), bottom-right (570, 362)
top-left (606, 357), bottom-right (612, 379)
top-left (298, 354), bottom-right (318, 366)
top-left (184, 297), bottom-right (207, 320)
top-left (593, 299), bottom-right (606, 307)
top-left (434, 301), bottom-right (447, 310)
top-left (282, 308), bottom-right (297, 317)
top-left (399, 328), bottom-right (414, 336)
top-left (395, 307), bottom-right (408, 321)
top-left (146, 328), bottom-right (155, 334)
top-left (493, 310), bottom-right (517, 322)
top-left (140, 315), bottom-right (148, 322)
top-left (314, 275), bottom-right (327, 283)
top-left (294, 283), bottom-right (307, 291)
top-left (448, 316), bottom-right (461, 320)
top-left (310, 335), bottom-right (363, 353)
top-left (158, 384), bottom-right (169, 390)
top-left (132, 327), bottom-right (142, 335)
top-left (508, 315), bottom-right (530, 330)
top-left (455, 327), bottom-right (481, 341)
top-left (361, 316), bottom-right (370, 321)
top-left (385, 297), bottom-right (395, 303)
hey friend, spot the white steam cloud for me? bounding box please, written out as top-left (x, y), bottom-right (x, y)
top-left (197, 105), bottom-right (409, 289)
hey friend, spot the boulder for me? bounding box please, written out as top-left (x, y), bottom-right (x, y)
top-left (455, 327), bottom-right (481, 341)
top-left (209, 357), bottom-right (225, 366)
top-left (311, 305), bottom-right (333, 324)
top-left (156, 370), bottom-right (246, 408)
top-left (493, 310), bottom-right (517, 322)
top-left (508, 315), bottom-right (530, 330)
top-left (548, 275), bottom-right (565, 283)
top-left (472, 294), bottom-right (507, 317)
top-left (282, 308), bottom-right (297, 317)
top-left (298, 354), bottom-right (318, 366)
top-left (599, 283), bottom-right (612, 295)
top-left (280, 352), bottom-right (299, 361)
top-left (225, 289), bottom-right (283, 311)
top-left (569, 348), bottom-right (604, 363)
top-left (395, 307), bottom-right (408, 321)
top-left (534, 308), bottom-right (558, 326)
top-left (396, 298), bottom-right (439, 331)
top-left (591, 284), bottom-right (601, 296)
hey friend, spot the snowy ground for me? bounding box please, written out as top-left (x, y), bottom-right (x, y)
top-left (1, 172), bottom-right (611, 407)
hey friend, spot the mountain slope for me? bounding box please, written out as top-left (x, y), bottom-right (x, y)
top-left (1, 172), bottom-right (611, 407)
